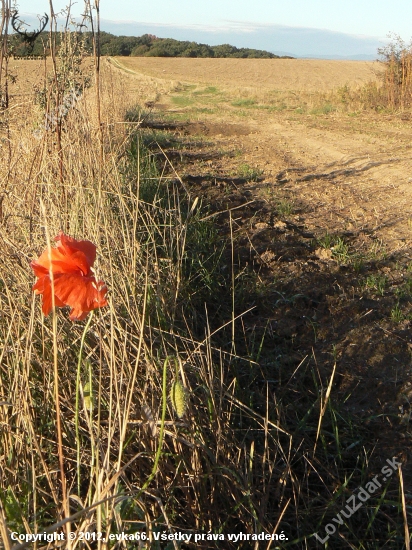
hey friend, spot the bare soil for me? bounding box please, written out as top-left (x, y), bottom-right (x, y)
top-left (110, 57), bottom-right (412, 486)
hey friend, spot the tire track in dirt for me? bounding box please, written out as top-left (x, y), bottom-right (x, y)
top-left (114, 55), bottom-right (412, 251)
top-left (219, 113), bottom-right (412, 250)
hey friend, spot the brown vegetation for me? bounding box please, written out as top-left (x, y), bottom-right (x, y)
top-left (1, 32), bottom-right (412, 550)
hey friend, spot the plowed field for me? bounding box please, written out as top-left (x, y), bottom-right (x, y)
top-left (115, 56), bottom-right (382, 91)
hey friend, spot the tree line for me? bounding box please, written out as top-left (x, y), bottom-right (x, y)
top-left (9, 31), bottom-right (294, 59)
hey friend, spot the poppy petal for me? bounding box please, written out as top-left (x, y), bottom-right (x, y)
top-left (30, 260), bottom-right (50, 278)
top-left (33, 275), bottom-right (66, 316)
top-left (32, 249), bottom-right (91, 277)
top-left (53, 273), bottom-right (108, 319)
top-left (31, 232), bottom-right (107, 320)
top-left (55, 232), bottom-right (97, 268)
top-left (31, 246), bottom-right (68, 273)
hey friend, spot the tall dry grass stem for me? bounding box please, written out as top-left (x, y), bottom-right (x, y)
top-left (75, 310), bottom-right (94, 496)
top-left (39, 198), bottom-right (71, 547)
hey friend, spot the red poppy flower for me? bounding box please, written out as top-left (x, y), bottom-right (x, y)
top-left (31, 232), bottom-right (108, 321)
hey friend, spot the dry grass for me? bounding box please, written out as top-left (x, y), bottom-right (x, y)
top-left (1, 59), bottom-right (294, 547)
top-left (379, 37), bottom-right (412, 108)
top-left (0, 45), bottom-right (410, 550)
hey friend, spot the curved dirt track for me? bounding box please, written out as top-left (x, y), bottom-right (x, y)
top-left (222, 110), bottom-right (412, 250)
top-left (108, 56), bottom-right (412, 252)
top-left (109, 58), bottom-right (412, 479)
top-left (107, 56), bottom-right (412, 252)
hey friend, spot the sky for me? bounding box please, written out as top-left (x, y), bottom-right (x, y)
top-left (12, 0), bottom-right (412, 58)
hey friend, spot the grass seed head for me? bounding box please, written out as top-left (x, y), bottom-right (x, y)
top-left (83, 381), bottom-right (93, 411)
top-left (170, 380), bottom-right (187, 418)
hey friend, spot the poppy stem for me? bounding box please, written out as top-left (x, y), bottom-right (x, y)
top-left (75, 310), bottom-right (94, 496)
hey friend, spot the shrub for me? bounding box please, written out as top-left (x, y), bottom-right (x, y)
top-left (378, 33), bottom-right (412, 108)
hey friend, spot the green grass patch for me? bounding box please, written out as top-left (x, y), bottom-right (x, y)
top-left (237, 162), bottom-right (263, 181)
top-left (277, 198), bottom-right (294, 216)
top-left (193, 86), bottom-right (220, 95)
top-left (171, 94), bottom-right (195, 107)
top-left (310, 102), bottom-right (337, 115)
top-left (231, 98), bottom-right (257, 107)
top-left (363, 274), bottom-right (387, 296)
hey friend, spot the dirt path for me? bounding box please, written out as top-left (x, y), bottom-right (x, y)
top-left (113, 60), bottom-right (412, 479)
top-left (221, 110), bottom-right (412, 250)
top-left (108, 56), bottom-right (412, 251)
top-left (108, 56), bottom-right (412, 265)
